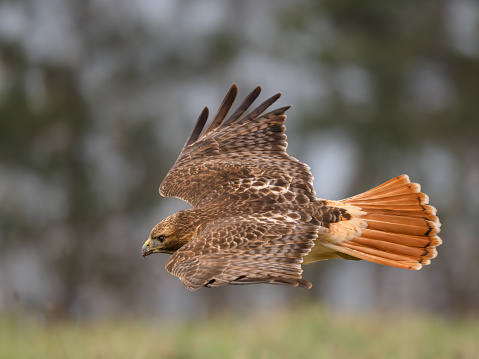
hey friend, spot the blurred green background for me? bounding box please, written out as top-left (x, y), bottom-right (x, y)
top-left (1, 0), bottom-right (478, 357)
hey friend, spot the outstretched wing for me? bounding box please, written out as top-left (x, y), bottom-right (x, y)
top-left (165, 212), bottom-right (318, 290)
top-left (159, 84), bottom-right (316, 209)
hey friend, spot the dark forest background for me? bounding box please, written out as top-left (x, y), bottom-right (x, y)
top-left (1, 0), bottom-right (478, 321)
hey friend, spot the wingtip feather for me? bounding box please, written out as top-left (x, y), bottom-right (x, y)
top-left (203, 84), bottom-right (239, 136)
top-left (184, 106), bottom-right (209, 148)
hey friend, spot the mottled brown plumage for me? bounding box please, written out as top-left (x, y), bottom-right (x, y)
top-left (142, 84), bottom-right (442, 291)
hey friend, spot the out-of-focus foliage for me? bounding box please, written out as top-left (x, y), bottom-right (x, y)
top-left (0, 0), bottom-right (478, 320)
top-left (2, 305), bottom-right (479, 358)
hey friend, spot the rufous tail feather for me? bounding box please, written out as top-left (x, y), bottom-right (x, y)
top-left (306, 175), bottom-right (442, 270)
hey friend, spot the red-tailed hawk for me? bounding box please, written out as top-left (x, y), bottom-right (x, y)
top-left (142, 84), bottom-right (442, 291)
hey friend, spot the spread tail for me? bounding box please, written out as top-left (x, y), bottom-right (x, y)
top-left (308, 175), bottom-right (442, 270)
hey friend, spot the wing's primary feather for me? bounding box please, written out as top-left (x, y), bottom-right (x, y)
top-left (240, 92), bottom-right (282, 122)
top-left (184, 107), bottom-right (209, 149)
top-left (202, 84), bottom-right (238, 136)
top-left (222, 86), bottom-right (262, 126)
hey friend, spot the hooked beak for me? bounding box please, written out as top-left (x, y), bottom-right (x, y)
top-left (142, 238), bottom-right (153, 258)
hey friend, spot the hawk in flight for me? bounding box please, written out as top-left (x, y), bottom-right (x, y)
top-left (142, 84), bottom-right (442, 291)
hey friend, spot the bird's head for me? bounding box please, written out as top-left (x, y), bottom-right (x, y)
top-left (142, 210), bottom-right (194, 257)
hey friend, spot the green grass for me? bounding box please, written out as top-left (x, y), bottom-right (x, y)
top-left (1, 306), bottom-right (478, 359)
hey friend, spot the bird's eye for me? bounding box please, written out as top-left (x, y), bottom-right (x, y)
top-left (157, 235), bottom-right (166, 243)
